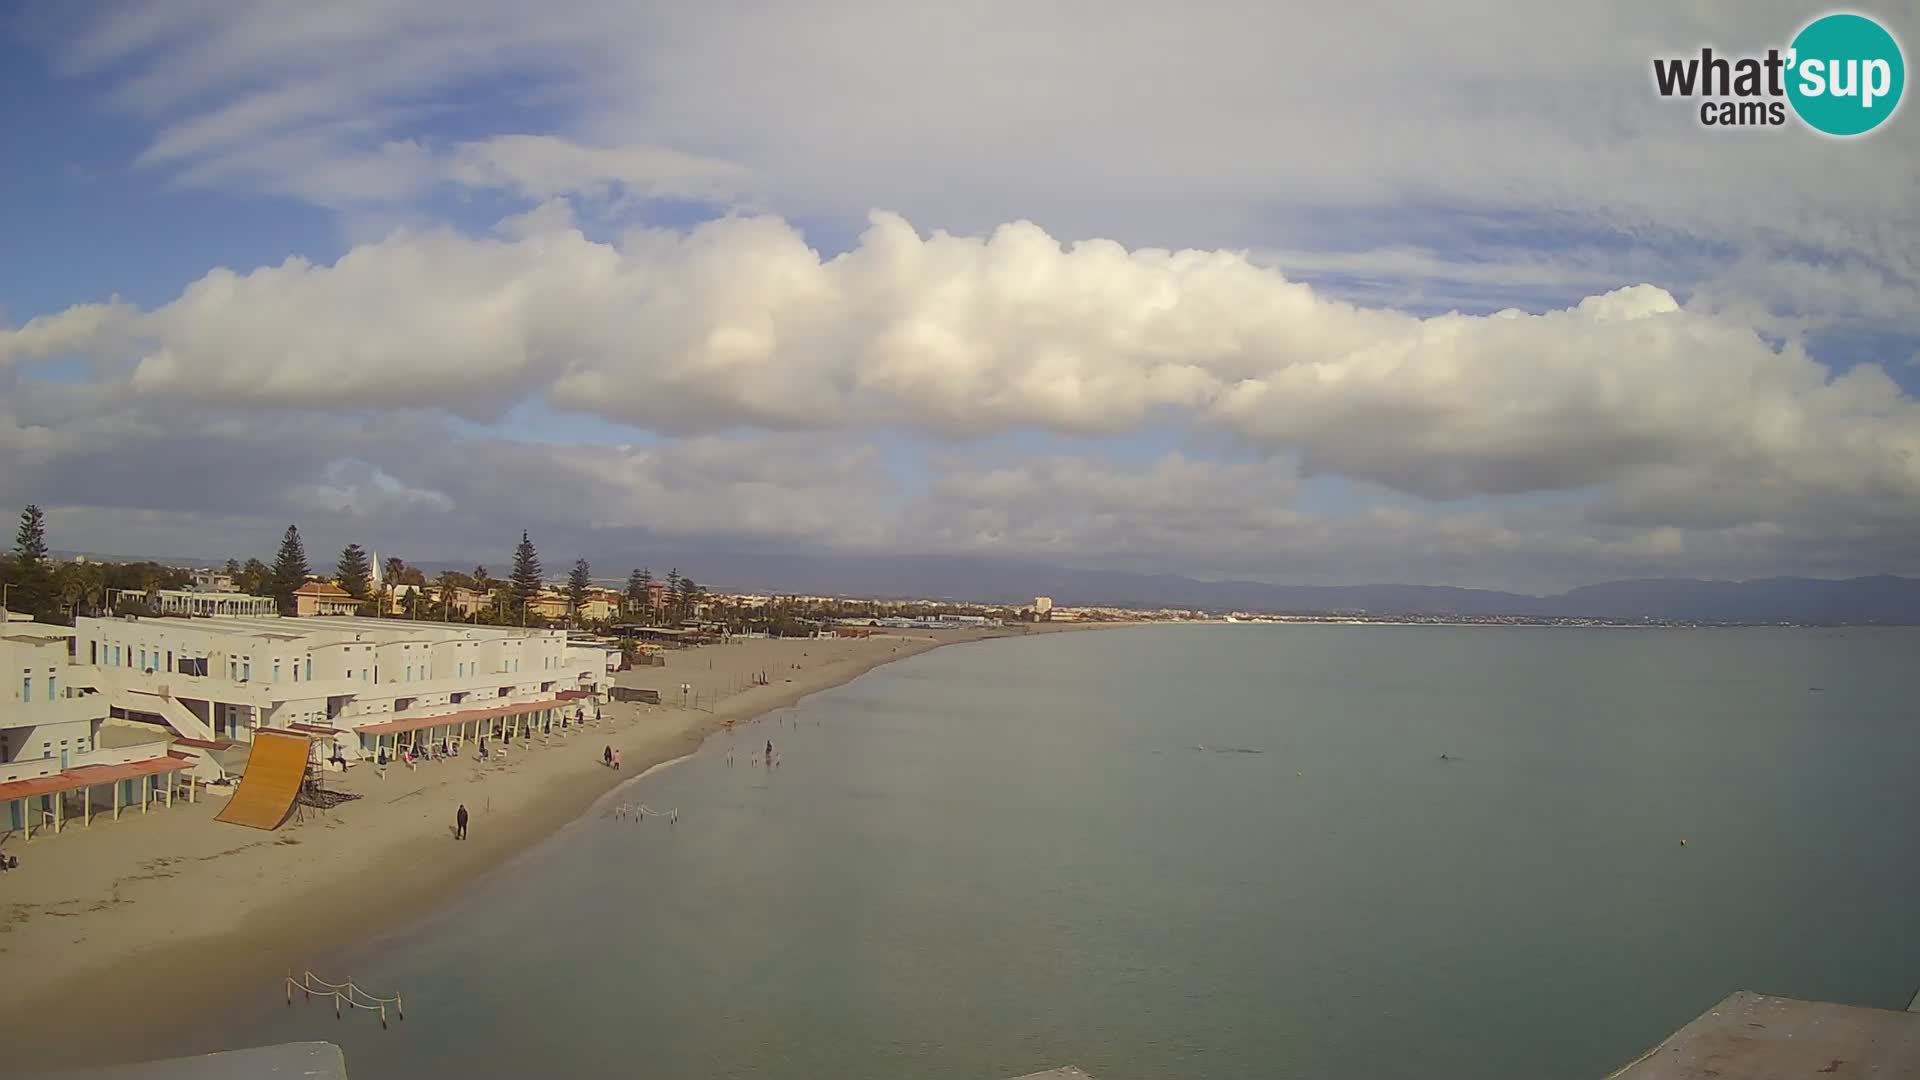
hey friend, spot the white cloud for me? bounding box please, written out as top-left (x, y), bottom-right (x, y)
top-left (7, 210), bottom-right (1916, 533)
top-left (12, 2), bottom-right (1920, 590)
top-left (0, 378), bottom-right (1911, 591)
top-left (42, 1), bottom-right (1920, 329)
top-left (446, 135), bottom-right (753, 205)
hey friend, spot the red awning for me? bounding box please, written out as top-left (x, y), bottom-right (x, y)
top-left (0, 753), bottom-right (194, 802)
top-left (353, 698), bottom-right (566, 738)
top-left (556, 689), bottom-right (592, 700)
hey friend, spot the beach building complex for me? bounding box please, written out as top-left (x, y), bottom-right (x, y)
top-left (71, 614), bottom-right (616, 761)
top-left (3, 609), bottom-right (616, 843)
top-left (2, 623), bottom-right (198, 838)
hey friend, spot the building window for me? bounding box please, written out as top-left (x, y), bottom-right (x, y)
top-left (243, 661), bottom-right (251, 681)
top-left (114, 645), bottom-right (122, 666)
top-left (89, 641), bottom-right (97, 664)
top-left (49, 675), bottom-right (57, 699)
top-left (20, 677), bottom-right (29, 703)
top-left (306, 658), bottom-right (313, 681)
top-left (139, 648), bottom-right (147, 670)
top-left (274, 659), bottom-right (281, 682)
top-left (406, 666), bottom-right (413, 682)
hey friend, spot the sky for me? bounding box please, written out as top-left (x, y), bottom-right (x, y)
top-left (2, 1), bottom-right (1918, 596)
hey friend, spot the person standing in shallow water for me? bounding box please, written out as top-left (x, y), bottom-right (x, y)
top-left (455, 804), bottom-right (469, 840)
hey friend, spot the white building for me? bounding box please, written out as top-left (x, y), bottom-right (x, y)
top-left (151, 589), bottom-right (278, 618)
top-left (3, 624), bottom-right (198, 837)
top-left (191, 569), bottom-right (237, 593)
top-left (2, 626), bottom-right (96, 772)
top-left (72, 614), bottom-right (617, 759)
top-left (1033, 596), bottom-right (1054, 615)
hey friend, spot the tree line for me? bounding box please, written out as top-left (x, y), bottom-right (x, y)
top-left (273, 523), bottom-right (713, 629)
top-left (0, 505), bottom-right (193, 621)
top-left (2, 504), bottom-right (1022, 632)
top-left (0, 505), bottom-right (713, 631)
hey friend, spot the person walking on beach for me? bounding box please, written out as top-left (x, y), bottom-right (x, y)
top-left (766, 738), bottom-right (773, 763)
top-left (455, 804), bottom-right (469, 840)
top-left (613, 748), bottom-right (622, 771)
top-left (604, 745), bottom-right (613, 767)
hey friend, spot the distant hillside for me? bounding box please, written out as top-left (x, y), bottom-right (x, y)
top-left (49, 547), bottom-right (1920, 624)
top-left (1022, 569), bottom-right (1920, 623)
top-left (1541, 575), bottom-right (1920, 623)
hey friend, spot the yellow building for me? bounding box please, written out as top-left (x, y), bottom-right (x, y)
top-left (293, 582), bottom-right (359, 617)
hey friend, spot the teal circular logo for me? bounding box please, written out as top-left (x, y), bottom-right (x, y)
top-left (1787, 13), bottom-right (1905, 136)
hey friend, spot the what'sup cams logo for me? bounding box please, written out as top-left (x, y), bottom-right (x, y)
top-left (1653, 11), bottom-right (1905, 135)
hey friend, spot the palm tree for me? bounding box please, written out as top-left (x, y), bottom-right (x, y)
top-left (471, 566), bottom-right (503, 623)
top-left (436, 570), bottom-right (463, 622)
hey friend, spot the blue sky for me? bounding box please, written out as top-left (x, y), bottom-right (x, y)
top-left (2, 3), bottom-right (1917, 597)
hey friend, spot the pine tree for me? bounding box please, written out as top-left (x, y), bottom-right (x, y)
top-left (337, 543), bottom-right (373, 599)
top-left (7, 505), bottom-right (55, 620)
top-left (14, 505), bottom-right (49, 564)
top-left (567, 558), bottom-right (592, 621)
top-left (509, 530), bottom-right (543, 613)
top-left (223, 558), bottom-right (241, 577)
top-left (270, 524), bottom-right (310, 615)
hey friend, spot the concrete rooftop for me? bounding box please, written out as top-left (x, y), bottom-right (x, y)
top-left (1608, 991), bottom-right (1920, 1079)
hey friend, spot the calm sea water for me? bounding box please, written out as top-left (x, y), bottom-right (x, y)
top-left (209, 625), bottom-right (1920, 1079)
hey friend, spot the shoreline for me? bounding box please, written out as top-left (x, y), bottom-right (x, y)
top-left (1, 623), bottom-right (1123, 1071)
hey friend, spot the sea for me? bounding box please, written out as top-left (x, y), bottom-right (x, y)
top-left (211, 624), bottom-right (1920, 1079)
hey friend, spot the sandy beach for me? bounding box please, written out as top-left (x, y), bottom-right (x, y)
top-left (0, 624), bottom-right (1107, 1069)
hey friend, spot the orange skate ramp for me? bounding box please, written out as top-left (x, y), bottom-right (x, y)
top-left (215, 729), bottom-right (312, 830)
